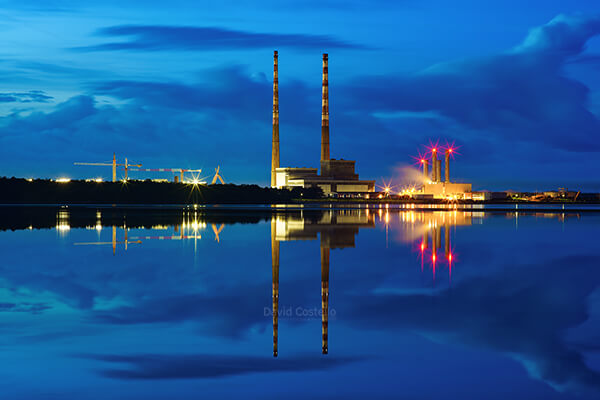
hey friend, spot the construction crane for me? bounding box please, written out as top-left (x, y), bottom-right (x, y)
top-left (211, 166), bottom-right (225, 184)
top-left (74, 226), bottom-right (141, 255)
top-left (131, 168), bottom-right (202, 183)
top-left (212, 223), bottom-right (224, 243)
top-left (74, 153), bottom-right (142, 182)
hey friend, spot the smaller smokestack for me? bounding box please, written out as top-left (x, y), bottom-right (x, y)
top-left (436, 160), bottom-right (441, 183)
top-left (431, 150), bottom-right (438, 182)
top-left (423, 159), bottom-right (429, 182)
top-left (321, 53), bottom-right (330, 162)
top-left (445, 150), bottom-right (450, 183)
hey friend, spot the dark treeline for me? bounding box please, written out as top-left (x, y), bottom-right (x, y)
top-left (0, 178), bottom-right (323, 205)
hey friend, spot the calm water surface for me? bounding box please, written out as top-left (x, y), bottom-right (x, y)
top-left (1, 206), bottom-right (599, 399)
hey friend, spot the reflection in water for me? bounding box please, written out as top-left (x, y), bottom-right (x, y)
top-left (56, 209), bottom-right (70, 234)
top-left (271, 210), bottom-right (375, 356)
top-left (1, 206), bottom-right (598, 398)
top-left (72, 210), bottom-right (223, 254)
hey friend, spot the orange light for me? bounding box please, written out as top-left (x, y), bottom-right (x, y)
top-left (420, 242), bottom-right (425, 252)
top-left (432, 253), bottom-right (436, 262)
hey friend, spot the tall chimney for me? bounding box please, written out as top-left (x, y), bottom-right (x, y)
top-left (423, 159), bottom-right (429, 182)
top-left (271, 51), bottom-right (280, 187)
top-left (436, 160), bottom-right (442, 183)
top-left (321, 53), bottom-right (330, 161)
top-left (445, 149), bottom-right (450, 183)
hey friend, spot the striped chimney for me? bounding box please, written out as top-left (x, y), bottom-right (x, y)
top-left (321, 247), bottom-right (329, 355)
top-left (271, 51), bottom-right (280, 187)
top-left (321, 53), bottom-right (330, 161)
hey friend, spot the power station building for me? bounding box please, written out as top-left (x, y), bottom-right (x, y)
top-left (420, 148), bottom-right (472, 199)
top-left (270, 51), bottom-right (375, 196)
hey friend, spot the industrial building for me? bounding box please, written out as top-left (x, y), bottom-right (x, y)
top-left (420, 147), bottom-right (472, 199)
top-left (270, 51), bottom-right (375, 196)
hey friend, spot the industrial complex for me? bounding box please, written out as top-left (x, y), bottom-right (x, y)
top-left (417, 146), bottom-right (473, 200)
top-left (270, 51), bottom-right (375, 195)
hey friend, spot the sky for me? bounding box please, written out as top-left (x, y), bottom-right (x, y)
top-left (1, 0), bottom-right (600, 190)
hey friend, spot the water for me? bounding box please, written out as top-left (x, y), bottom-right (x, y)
top-left (1, 206), bottom-right (599, 399)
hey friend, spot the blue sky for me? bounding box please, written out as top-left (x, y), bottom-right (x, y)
top-left (1, 0), bottom-right (600, 190)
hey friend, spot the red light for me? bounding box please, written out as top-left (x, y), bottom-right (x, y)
top-left (448, 253), bottom-right (453, 262)
top-left (420, 242), bottom-right (425, 252)
top-left (432, 253), bottom-right (436, 262)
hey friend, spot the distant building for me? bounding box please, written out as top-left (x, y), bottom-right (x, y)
top-left (422, 182), bottom-right (473, 200)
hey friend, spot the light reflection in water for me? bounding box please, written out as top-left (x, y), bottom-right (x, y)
top-left (45, 206), bottom-right (586, 358)
top-left (71, 209), bottom-right (222, 255)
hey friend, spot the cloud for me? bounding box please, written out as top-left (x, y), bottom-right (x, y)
top-left (514, 14), bottom-right (600, 58)
top-left (91, 288), bottom-right (271, 337)
top-left (81, 353), bottom-right (364, 380)
top-left (342, 14), bottom-right (600, 153)
top-left (0, 302), bottom-right (51, 314)
top-left (0, 90), bottom-right (53, 103)
top-left (74, 25), bottom-right (367, 52)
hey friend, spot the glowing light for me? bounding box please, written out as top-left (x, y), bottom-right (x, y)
top-left (26, 178), bottom-right (33, 182)
top-left (55, 178), bottom-right (71, 183)
top-left (420, 242), bottom-right (425, 252)
top-left (94, 178), bottom-right (103, 183)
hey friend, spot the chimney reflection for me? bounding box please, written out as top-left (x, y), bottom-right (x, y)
top-left (321, 246), bottom-right (329, 355)
top-left (271, 218), bottom-right (279, 357)
top-left (407, 211), bottom-right (471, 282)
top-left (270, 210), bottom-right (375, 356)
